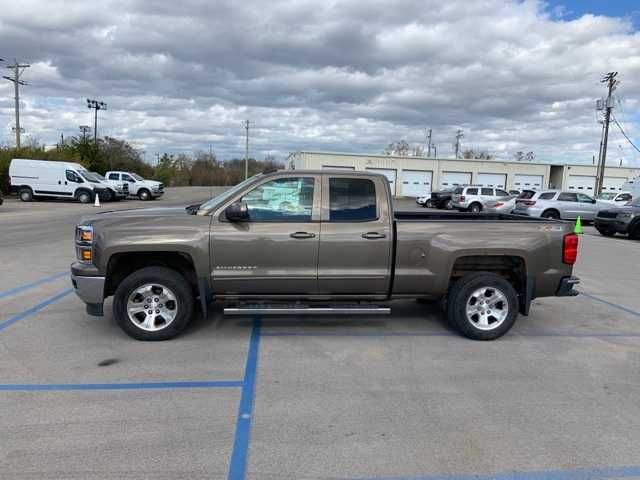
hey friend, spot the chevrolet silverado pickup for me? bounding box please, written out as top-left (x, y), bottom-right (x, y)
top-left (71, 170), bottom-right (580, 341)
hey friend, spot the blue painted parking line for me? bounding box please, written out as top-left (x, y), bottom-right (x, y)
top-left (351, 465), bottom-right (640, 480)
top-left (0, 288), bottom-right (73, 332)
top-left (263, 330), bottom-right (640, 338)
top-left (0, 380), bottom-right (244, 391)
top-left (580, 291), bottom-right (640, 318)
top-left (0, 271), bottom-right (67, 300)
top-left (228, 318), bottom-right (262, 480)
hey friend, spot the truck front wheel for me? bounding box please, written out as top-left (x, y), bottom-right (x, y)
top-left (446, 272), bottom-right (518, 340)
top-left (113, 266), bottom-right (194, 340)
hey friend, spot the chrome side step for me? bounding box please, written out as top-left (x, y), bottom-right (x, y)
top-left (224, 305), bottom-right (391, 315)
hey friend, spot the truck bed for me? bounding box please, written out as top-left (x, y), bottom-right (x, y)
top-left (394, 211), bottom-right (554, 222)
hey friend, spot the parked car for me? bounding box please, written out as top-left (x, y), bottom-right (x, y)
top-left (9, 158), bottom-right (106, 203)
top-left (596, 191), bottom-right (633, 206)
top-left (508, 190), bottom-right (521, 196)
top-left (513, 190), bottom-right (602, 220)
top-left (90, 172), bottom-right (128, 201)
top-left (452, 186), bottom-right (510, 212)
top-left (427, 189), bottom-right (456, 209)
top-left (71, 170), bottom-right (580, 342)
top-left (594, 196), bottom-right (640, 239)
top-left (484, 195), bottom-right (517, 214)
top-left (105, 171), bottom-right (164, 200)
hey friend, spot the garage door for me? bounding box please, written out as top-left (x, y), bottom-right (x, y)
top-left (366, 168), bottom-right (397, 195)
top-left (602, 176), bottom-right (628, 192)
top-left (568, 175), bottom-right (596, 193)
top-left (513, 174), bottom-right (544, 191)
top-left (477, 173), bottom-right (507, 189)
top-left (401, 170), bottom-right (432, 197)
top-left (440, 171), bottom-right (472, 189)
top-left (322, 165), bottom-right (355, 170)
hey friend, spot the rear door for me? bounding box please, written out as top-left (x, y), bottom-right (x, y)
top-left (210, 174), bottom-right (321, 294)
top-left (557, 192), bottom-right (579, 219)
top-left (318, 175), bottom-right (392, 295)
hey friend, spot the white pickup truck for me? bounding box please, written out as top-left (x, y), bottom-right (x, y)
top-left (105, 171), bottom-right (164, 200)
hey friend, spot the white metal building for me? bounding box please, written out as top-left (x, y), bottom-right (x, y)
top-left (288, 151), bottom-right (640, 197)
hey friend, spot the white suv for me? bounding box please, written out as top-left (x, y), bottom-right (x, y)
top-left (452, 186), bottom-right (510, 212)
top-left (105, 171), bottom-right (164, 200)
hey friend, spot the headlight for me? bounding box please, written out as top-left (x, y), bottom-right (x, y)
top-left (76, 225), bottom-right (93, 243)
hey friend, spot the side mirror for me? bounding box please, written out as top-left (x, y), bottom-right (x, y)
top-left (225, 201), bottom-right (249, 221)
top-left (592, 198), bottom-right (597, 204)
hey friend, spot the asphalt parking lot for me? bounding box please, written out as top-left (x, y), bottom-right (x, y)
top-left (1, 189), bottom-right (640, 480)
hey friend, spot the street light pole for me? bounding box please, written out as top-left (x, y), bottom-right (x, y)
top-left (86, 99), bottom-right (107, 148)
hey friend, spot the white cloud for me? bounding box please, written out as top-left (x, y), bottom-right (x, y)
top-left (0, 0), bottom-right (639, 166)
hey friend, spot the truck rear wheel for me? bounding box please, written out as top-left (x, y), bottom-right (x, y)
top-left (113, 266), bottom-right (194, 340)
top-left (446, 272), bottom-right (518, 340)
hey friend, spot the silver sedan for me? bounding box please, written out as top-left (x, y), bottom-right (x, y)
top-left (484, 196), bottom-right (517, 213)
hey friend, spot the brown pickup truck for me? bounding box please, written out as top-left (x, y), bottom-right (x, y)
top-left (71, 170), bottom-right (580, 341)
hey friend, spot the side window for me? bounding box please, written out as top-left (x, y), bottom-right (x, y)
top-left (122, 174), bottom-right (135, 182)
top-left (108, 173), bottom-right (119, 180)
top-left (481, 188), bottom-right (493, 195)
top-left (241, 177), bottom-right (314, 222)
top-left (453, 187), bottom-right (463, 194)
top-left (496, 189), bottom-right (509, 197)
top-left (538, 192), bottom-right (556, 200)
top-left (577, 193), bottom-right (594, 203)
top-left (557, 193), bottom-right (577, 202)
top-left (66, 170), bottom-right (82, 183)
top-left (618, 193), bottom-right (632, 202)
top-left (329, 177), bottom-right (377, 222)
top-left (466, 188), bottom-right (478, 195)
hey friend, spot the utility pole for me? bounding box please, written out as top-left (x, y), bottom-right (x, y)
top-left (79, 125), bottom-right (91, 140)
top-left (86, 99), bottom-right (107, 147)
top-left (454, 129), bottom-right (464, 158)
top-left (595, 72), bottom-right (618, 195)
top-left (244, 120), bottom-right (250, 179)
top-left (426, 128), bottom-right (432, 158)
top-left (3, 60), bottom-right (30, 149)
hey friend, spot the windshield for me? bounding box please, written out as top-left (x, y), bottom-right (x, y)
top-left (197, 174), bottom-right (262, 214)
top-left (131, 173), bottom-right (144, 181)
top-left (78, 170), bottom-right (102, 183)
top-left (91, 172), bottom-right (105, 180)
top-left (597, 192), bottom-right (617, 200)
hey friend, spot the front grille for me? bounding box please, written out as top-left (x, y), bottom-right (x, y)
top-left (597, 211), bottom-right (618, 219)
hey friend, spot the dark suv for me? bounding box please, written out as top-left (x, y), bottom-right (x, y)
top-left (595, 197), bottom-right (640, 239)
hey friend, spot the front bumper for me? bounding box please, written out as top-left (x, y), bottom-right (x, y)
top-left (594, 217), bottom-right (629, 234)
top-left (151, 190), bottom-right (164, 197)
top-left (556, 276), bottom-right (580, 297)
top-left (70, 263), bottom-right (105, 316)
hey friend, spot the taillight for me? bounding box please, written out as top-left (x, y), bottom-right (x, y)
top-left (494, 202), bottom-right (504, 207)
top-left (460, 195), bottom-right (466, 201)
top-left (563, 233), bottom-right (579, 265)
top-left (517, 200), bottom-right (536, 206)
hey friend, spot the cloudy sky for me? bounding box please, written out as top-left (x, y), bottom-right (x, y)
top-left (1, 0), bottom-right (640, 166)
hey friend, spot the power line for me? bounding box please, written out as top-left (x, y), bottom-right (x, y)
top-left (611, 113), bottom-right (640, 155)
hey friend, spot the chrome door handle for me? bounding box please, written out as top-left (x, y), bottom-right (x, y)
top-left (362, 232), bottom-right (386, 239)
top-left (290, 231), bottom-right (316, 239)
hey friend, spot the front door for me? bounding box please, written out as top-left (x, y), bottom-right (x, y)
top-left (210, 175), bottom-right (320, 295)
top-left (318, 175), bottom-right (392, 295)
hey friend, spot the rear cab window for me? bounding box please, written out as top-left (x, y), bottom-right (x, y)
top-left (466, 188), bottom-right (478, 195)
top-left (108, 173), bottom-right (120, 180)
top-left (328, 177), bottom-right (377, 221)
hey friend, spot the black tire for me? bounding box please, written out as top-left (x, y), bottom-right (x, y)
top-left (19, 187), bottom-right (33, 202)
top-left (113, 266), bottom-right (195, 341)
top-left (629, 222), bottom-right (640, 240)
top-left (77, 190), bottom-right (92, 204)
top-left (596, 227), bottom-right (616, 237)
top-left (469, 203), bottom-right (482, 213)
top-left (541, 209), bottom-right (560, 220)
top-left (446, 272), bottom-right (518, 340)
top-left (444, 199), bottom-right (453, 210)
top-left (101, 189), bottom-right (114, 202)
top-left (138, 189), bottom-right (151, 201)
top-left (425, 199), bottom-right (434, 208)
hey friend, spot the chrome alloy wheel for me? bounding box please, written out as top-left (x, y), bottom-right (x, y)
top-left (465, 286), bottom-right (509, 330)
top-left (126, 283), bottom-right (178, 331)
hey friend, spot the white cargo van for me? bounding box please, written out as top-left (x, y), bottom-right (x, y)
top-left (9, 158), bottom-right (107, 203)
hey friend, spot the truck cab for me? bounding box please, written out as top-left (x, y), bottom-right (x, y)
top-left (105, 171), bottom-right (164, 200)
